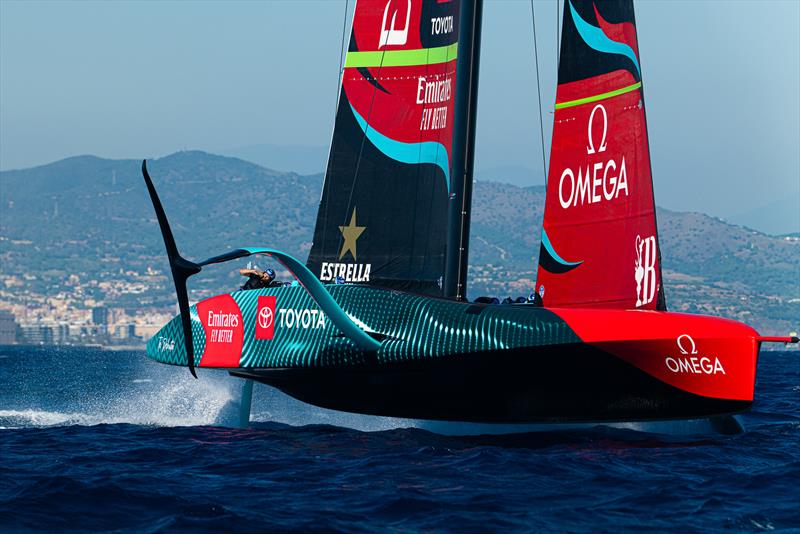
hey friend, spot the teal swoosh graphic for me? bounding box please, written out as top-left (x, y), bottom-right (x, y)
top-left (241, 246), bottom-right (381, 352)
top-left (350, 104), bottom-right (450, 192)
top-left (542, 229), bottom-right (583, 267)
top-left (568, 0), bottom-right (640, 76)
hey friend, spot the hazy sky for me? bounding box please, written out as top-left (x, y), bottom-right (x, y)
top-left (1, 0), bottom-right (798, 229)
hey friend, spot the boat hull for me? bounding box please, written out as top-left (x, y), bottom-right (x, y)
top-left (231, 341), bottom-right (751, 424)
top-left (147, 285), bottom-right (760, 424)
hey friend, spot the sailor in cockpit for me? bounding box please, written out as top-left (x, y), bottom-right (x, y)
top-left (238, 263), bottom-right (281, 290)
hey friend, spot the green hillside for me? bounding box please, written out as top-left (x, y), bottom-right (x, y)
top-left (1, 151), bottom-right (796, 334)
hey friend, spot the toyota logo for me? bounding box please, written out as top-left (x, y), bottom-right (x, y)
top-left (258, 306), bottom-right (274, 329)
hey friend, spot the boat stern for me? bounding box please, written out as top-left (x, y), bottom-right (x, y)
top-left (551, 308), bottom-right (761, 403)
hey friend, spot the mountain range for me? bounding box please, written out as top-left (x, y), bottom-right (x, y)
top-left (0, 151), bottom-right (797, 335)
top-left (215, 145), bottom-right (798, 236)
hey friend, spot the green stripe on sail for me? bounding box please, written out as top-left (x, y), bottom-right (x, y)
top-left (555, 82), bottom-right (642, 110)
top-left (345, 43), bottom-right (458, 68)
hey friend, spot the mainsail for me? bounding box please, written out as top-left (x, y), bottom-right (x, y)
top-left (307, 0), bottom-right (471, 295)
top-left (536, 0), bottom-right (666, 310)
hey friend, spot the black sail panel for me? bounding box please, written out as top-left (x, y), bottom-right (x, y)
top-left (307, 0), bottom-right (465, 295)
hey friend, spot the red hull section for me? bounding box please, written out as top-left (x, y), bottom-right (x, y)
top-left (552, 308), bottom-right (760, 401)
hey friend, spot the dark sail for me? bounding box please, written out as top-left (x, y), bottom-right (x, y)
top-left (307, 0), bottom-right (464, 295)
top-left (536, 0), bottom-right (666, 310)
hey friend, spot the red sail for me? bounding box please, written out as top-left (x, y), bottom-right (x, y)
top-left (536, 0), bottom-right (665, 310)
top-left (344, 0), bottom-right (459, 155)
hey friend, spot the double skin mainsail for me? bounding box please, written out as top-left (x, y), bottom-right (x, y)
top-left (307, 0), bottom-right (479, 296)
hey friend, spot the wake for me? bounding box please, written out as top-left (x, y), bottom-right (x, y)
top-left (0, 349), bottom-right (743, 435)
top-left (0, 373), bottom-right (237, 429)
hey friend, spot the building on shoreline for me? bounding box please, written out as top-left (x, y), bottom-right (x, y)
top-left (0, 310), bottom-right (19, 344)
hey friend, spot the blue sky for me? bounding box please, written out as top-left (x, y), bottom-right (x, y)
top-left (1, 0), bottom-right (798, 232)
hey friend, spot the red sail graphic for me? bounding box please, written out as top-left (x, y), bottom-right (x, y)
top-left (345, 0), bottom-right (459, 154)
top-left (536, 0), bottom-right (664, 310)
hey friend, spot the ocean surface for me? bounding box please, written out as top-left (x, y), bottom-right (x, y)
top-left (0, 345), bottom-right (798, 532)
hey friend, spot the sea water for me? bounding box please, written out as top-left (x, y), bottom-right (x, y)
top-left (1, 345), bottom-right (798, 531)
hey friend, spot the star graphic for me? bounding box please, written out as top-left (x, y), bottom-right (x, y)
top-left (338, 207), bottom-right (366, 261)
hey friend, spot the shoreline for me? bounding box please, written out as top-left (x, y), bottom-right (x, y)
top-left (0, 343), bottom-right (145, 351)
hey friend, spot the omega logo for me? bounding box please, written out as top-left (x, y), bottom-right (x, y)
top-left (677, 334), bottom-right (697, 355)
top-left (558, 103), bottom-right (628, 209)
top-left (665, 334), bottom-right (726, 375)
top-left (586, 104), bottom-right (608, 155)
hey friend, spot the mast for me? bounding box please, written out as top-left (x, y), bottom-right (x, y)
top-left (443, 0), bottom-right (483, 300)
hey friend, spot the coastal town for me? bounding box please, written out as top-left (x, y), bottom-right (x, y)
top-left (1, 148), bottom-right (796, 350)
top-left (0, 268), bottom-right (174, 348)
top-left (0, 262), bottom-right (534, 349)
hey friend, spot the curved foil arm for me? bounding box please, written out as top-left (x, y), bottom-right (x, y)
top-left (200, 247), bottom-right (381, 352)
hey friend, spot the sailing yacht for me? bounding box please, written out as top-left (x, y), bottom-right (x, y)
top-left (141, 0), bottom-right (796, 427)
